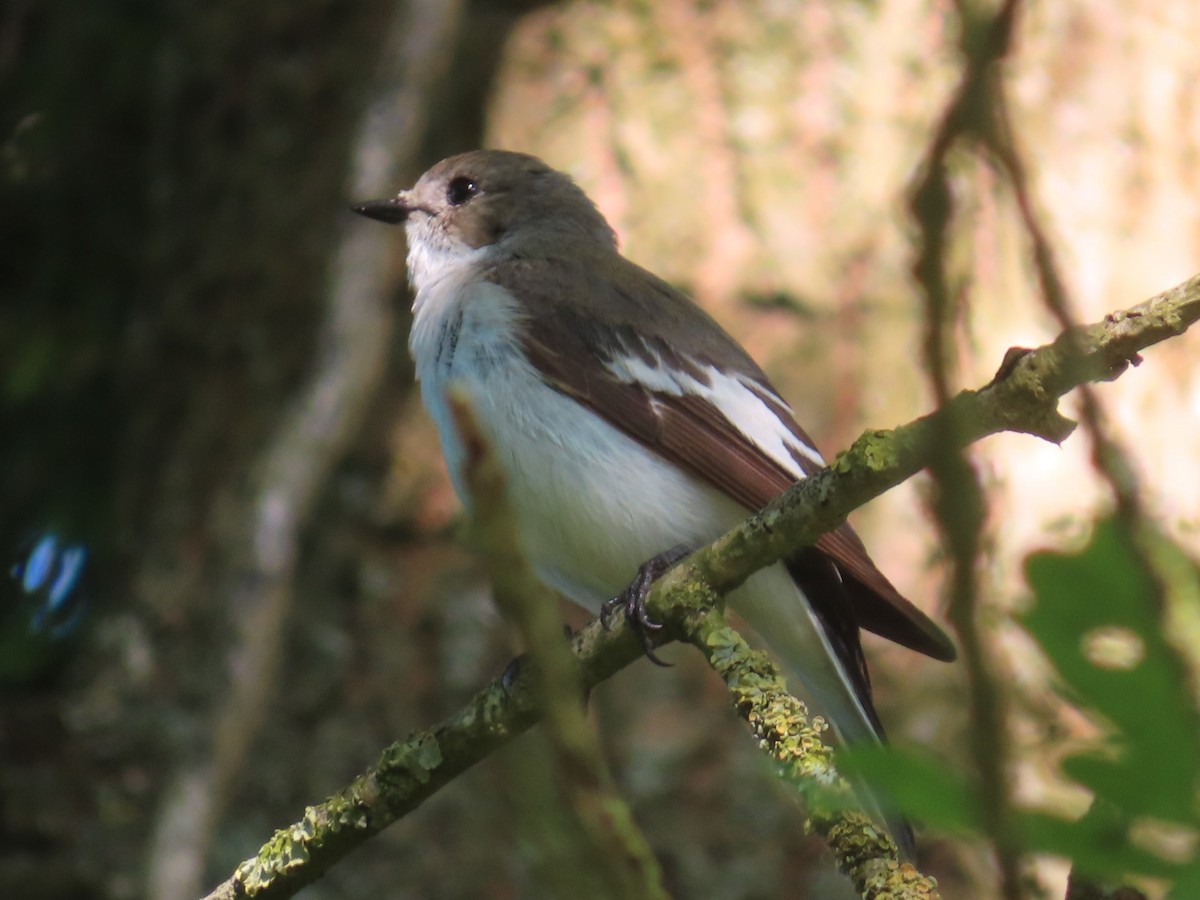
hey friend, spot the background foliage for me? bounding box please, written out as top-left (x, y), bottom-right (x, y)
top-left (2, 1), bottom-right (1198, 898)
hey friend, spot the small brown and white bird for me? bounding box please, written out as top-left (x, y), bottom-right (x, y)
top-left (354, 150), bottom-right (955, 856)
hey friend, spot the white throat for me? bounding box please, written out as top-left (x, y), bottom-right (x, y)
top-left (404, 219), bottom-right (493, 303)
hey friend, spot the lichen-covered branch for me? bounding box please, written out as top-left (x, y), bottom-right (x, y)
top-left (201, 273), bottom-right (1200, 900)
top-left (199, 619), bottom-right (651, 900)
top-left (683, 613), bottom-right (941, 899)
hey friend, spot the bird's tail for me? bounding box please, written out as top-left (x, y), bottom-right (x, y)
top-left (728, 560), bottom-right (916, 861)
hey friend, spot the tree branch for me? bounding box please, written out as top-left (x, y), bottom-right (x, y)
top-left (682, 614), bottom-right (941, 899)
top-left (200, 273), bottom-right (1200, 900)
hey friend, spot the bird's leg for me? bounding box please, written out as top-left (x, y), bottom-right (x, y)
top-left (600, 543), bottom-right (693, 667)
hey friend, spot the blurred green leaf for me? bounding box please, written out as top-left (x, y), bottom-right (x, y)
top-left (839, 744), bottom-right (981, 832)
top-left (1023, 518), bottom-right (1200, 825)
top-left (842, 518), bottom-right (1200, 887)
top-left (1169, 860), bottom-right (1200, 898)
top-left (1014, 808), bottom-right (1179, 882)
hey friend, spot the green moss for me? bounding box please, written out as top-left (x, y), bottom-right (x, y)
top-left (378, 733), bottom-right (444, 784)
top-left (236, 823), bottom-right (312, 892)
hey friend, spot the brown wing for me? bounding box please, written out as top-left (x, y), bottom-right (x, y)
top-left (491, 256), bottom-right (956, 663)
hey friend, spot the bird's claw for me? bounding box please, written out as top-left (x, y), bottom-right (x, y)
top-left (600, 544), bottom-right (691, 667)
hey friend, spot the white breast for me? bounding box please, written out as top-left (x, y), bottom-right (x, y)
top-left (410, 277), bottom-right (748, 609)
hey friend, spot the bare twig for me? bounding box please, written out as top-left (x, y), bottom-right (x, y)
top-left (977, 18), bottom-right (1200, 899)
top-left (905, 1), bottom-right (1026, 897)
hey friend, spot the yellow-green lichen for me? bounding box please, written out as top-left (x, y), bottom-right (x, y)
top-left (378, 732), bottom-right (443, 784)
top-left (236, 823), bottom-right (312, 893)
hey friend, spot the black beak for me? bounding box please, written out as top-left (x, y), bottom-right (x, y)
top-left (352, 197), bottom-right (410, 224)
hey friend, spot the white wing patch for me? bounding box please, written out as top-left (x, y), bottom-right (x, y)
top-left (604, 345), bottom-right (826, 475)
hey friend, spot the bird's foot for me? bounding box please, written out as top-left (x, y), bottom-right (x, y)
top-left (600, 544), bottom-right (692, 667)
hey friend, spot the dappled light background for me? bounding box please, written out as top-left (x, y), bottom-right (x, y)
top-left (2, 1), bottom-right (1198, 899)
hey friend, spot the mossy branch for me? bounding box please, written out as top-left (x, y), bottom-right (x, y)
top-left (684, 614), bottom-right (942, 898)
top-left (201, 273), bottom-right (1200, 900)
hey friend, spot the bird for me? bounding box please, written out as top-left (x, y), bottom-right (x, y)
top-left (353, 149), bottom-right (955, 858)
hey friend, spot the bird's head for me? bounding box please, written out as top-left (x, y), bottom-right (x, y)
top-left (354, 150), bottom-right (617, 287)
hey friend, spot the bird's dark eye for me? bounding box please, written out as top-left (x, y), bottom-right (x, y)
top-left (446, 176), bottom-right (478, 206)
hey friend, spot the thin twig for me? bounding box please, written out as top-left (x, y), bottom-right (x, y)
top-left (978, 25), bottom-right (1200, 899)
top-left (906, 1), bottom-right (1026, 897)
